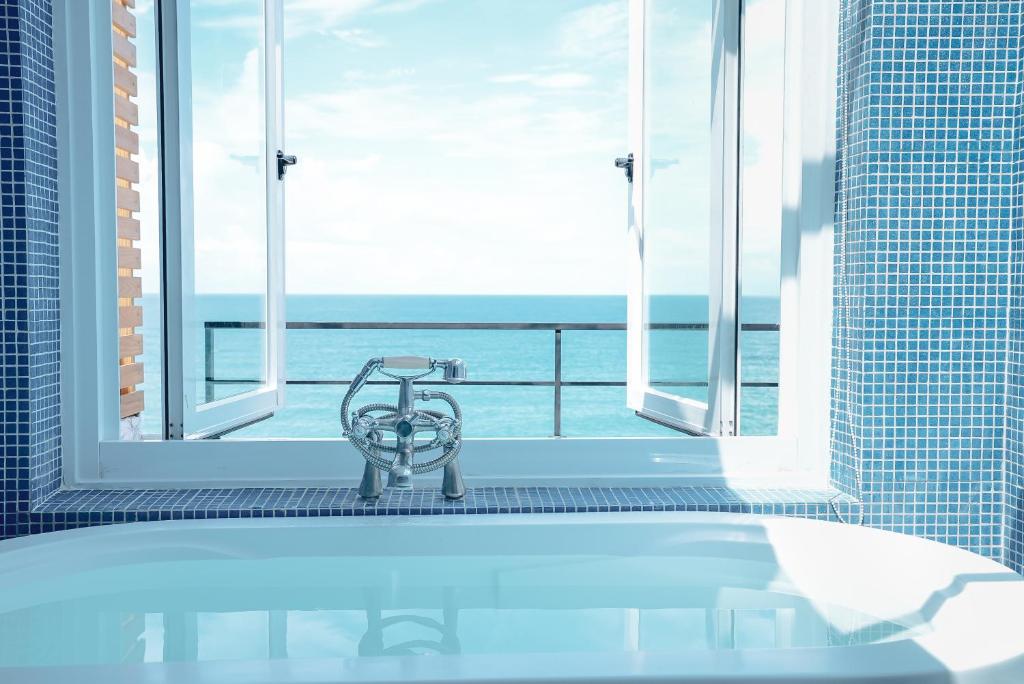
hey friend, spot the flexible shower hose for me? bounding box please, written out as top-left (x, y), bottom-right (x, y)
top-left (341, 387), bottom-right (463, 474)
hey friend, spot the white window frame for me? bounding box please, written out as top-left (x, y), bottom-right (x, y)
top-left (55, 0), bottom-right (839, 490)
top-left (625, 0), bottom-right (741, 437)
top-left (157, 0), bottom-right (287, 440)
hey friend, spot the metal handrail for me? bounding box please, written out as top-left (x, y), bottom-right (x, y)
top-left (203, 321), bottom-right (781, 436)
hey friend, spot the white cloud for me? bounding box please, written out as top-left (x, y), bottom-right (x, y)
top-left (330, 28), bottom-right (387, 48)
top-left (372, 0), bottom-right (435, 14)
top-left (490, 72), bottom-right (594, 89)
top-left (167, 0), bottom-right (635, 295)
top-left (144, 1), bottom-right (786, 296)
top-left (283, 0), bottom-right (377, 35)
top-left (558, 1), bottom-right (628, 61)
top-left (277, 71), bottom-right (628, 294)
top-left (196, 13), bottom-right (261, 32)
top-left (197, 0), bottom-right (435, 37)
top-left (135, 0), bottom-right (786, 297)
top-left (282, 0), bottom-right (434, 37)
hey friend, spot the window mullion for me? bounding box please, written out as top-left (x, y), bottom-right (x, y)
top-left (155, 0), bottom-right (193, 440)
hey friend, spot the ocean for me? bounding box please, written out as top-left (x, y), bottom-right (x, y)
top-left (137, 295), bottom-right (779, 438)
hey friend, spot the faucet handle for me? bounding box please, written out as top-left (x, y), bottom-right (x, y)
top-left (381, 356), bottom-right (433, 370)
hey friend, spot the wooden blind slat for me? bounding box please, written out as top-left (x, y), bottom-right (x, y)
top-left (113, 63), bottom-right (138, 98)
top-left (114, 92), bottom-right (139, 127)
top-left (119, 305), bottom-right (143, 329)
top-left (118, 275), bottom-right (143, 299)
top-left (120, 390), bottom-right (145, 419)
top-left (118, 245), bottom-right (142, 270)
top-left (117, 215), bottom-right (141, 241)
top-left (115, 154), bottom-right (140, 183)
top-left (120, 362), bottom-right (144, 389)
top-left (119, 333), bottom-right (143, 358)
top-left (111, 0), bottom-right (137, 37)
top-left (116, 185), bottom-right (141, 213)
top-left (115, 123), bottom-right (139, 154)
top-left (112, 29), bottom-right (137, 67)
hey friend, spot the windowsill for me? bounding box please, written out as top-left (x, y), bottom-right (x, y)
top-left (28, 485), bottom-right (858, 531)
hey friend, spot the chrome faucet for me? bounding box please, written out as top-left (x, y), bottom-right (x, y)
top-left (341, 356), bottom-right (467, 500)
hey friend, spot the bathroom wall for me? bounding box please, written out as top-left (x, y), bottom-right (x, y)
top-left (1005, 30), bottom-right (1024, 574)
top-left (831, 0), bottom-right (1023, 561)
top-left (0, 0), bottom-right (1023, 571)
top-left (0, 0), bottom-right (60, 539)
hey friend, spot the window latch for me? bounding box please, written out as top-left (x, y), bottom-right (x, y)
top-left (614, 153), bottom-right (634, 183)
top-left (276, 150), bottom-right (297, 179)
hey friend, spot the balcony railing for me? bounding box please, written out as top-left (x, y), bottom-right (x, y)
top-left (204, 321), bottom-right (780, 436)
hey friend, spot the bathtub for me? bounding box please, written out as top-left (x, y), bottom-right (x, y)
top-left (0, 512), bottom-right (1021, 683)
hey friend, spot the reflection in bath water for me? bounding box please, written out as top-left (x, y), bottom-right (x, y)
top-left (0, 555), bottom-right (927, 667)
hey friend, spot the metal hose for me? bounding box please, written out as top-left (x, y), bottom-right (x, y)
top-left (341, 376), bottom-right (463, 474)
top-left (410, 391), bottom-right (462, 474)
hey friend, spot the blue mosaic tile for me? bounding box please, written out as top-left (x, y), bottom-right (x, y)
top-left (1007, 2), bottom-right (1024, 575)
top-left (0, 0), bottom-right (58, 541)
top-left (19, 486), bottom-right (858, 535)
top-left (832, 0), bottom-right (1021, 563)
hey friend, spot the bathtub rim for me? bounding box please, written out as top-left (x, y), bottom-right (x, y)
top-left (0, 511), bottom-right (1021, 684)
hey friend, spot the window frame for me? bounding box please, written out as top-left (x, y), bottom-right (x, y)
top-left (159, 0), bottom-right (287, 440)
top-left (56, 0), bottom-right (839, 490)
top-left (625, 0), bottom-right (742, 437)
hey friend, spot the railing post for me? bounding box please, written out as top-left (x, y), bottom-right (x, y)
top-left (204, 325), bottom-right (215, 404)
top-left (554, 328), bottom-right (562, 437)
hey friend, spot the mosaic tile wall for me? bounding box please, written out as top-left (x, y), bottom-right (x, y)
top-left (1005, 13), bottom-right (1024, 574)
top-left (831, 0), bottom-right (1022, 561)
top-left (0, 0), bottom-right (59, 540)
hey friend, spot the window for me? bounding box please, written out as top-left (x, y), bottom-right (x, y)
top-left (158, 0), bottom-right (286, 439)
top-left (116, 0), bottom-right (163, 441)
top-left (56, 0), bottom-right (838, 487)
top-left (112, 0), bottom-right (146, 435)
top-left (739, 0), bottom-right (786, 438)
top-left (625, 0), bottom-right (741, 436)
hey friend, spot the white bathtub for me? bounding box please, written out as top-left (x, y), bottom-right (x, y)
top-left (0, 512), bottom-right (1021, 683)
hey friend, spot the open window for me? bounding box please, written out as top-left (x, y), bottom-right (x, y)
top-left (625, 0), bottom-right (740, 436)
top-left (157, 0), bottom-right (287, 439)
top-left (58, 0), bottom-right (837, 486)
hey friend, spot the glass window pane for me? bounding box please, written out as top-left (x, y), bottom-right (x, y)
top-left (643, 1), bottom-right (713, 406)
top-left (115, 0), bottom-right (162, 440)
top-left (739, 0), bottom-right (784, 435)
top-left (187, 0), bottom-right (269, 407)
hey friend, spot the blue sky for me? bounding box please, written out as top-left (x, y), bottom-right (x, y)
top-left (133, 0), bottom-right (784, 297)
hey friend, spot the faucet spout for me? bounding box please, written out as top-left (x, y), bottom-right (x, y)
top-left (388, 462), bottom-right (413, 488)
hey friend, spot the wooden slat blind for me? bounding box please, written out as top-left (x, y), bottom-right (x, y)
top-left (119, 305), bottom-right (143, 330)
top-left (112, 30), bottom-right (136, 67)
top-left (117, 215), bottom-right (141, 241)
top-left (114, 0), bottom-right (144, 420)
top-left (115, 93), bottom-right (139, 126)
top-left (111, 0), bottom-right (136, 38)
